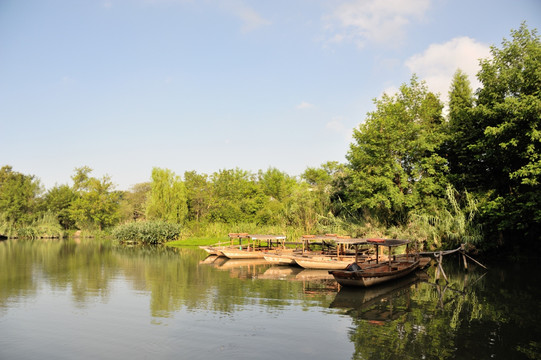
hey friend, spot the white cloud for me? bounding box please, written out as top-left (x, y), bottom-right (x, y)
top-left (381, 85), bottom-right (400, 98)
top-left (297, 101), bottom-right (314, 109)
top-left (405, 36), bottom-right (491, 101)
top-left (221, 0), bottom-right (271, 33)
top-left (326, 117), bottom-right (353, 142)
top-left (325, 0), bottom-right (431, 47)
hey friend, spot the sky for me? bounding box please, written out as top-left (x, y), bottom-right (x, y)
top-left (1, 0), bottom-right (540, 191)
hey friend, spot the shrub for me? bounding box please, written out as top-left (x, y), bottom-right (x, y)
top-left (112, 221), bottom-right (181, 244)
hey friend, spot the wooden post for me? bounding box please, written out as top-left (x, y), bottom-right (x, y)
top-left (437, 252), bottom-right (448, 283)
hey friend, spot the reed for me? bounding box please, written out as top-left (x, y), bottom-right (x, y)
top-left (10, 212), bottom-right (65, 239)
top-left (409, 185), bottom-right (483, 249)
top-left (112, 221), bottom-right (181, 244)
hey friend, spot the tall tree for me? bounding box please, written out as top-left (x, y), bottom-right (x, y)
top-left (69, 167), bottom-right (120, 230)
top-left (146, 168), bottom-right (188, 224)
top-left (184, 171), bottom-right (210, 222)
top-left (42, 184), bottom-right (77, 229)
top-left (119, 182), bottom-right (150, 222)
top-left (0, 166), bottom-right (41, 226)
top-left (444, 69), bottom-right (490, 191)
top-left (302, 161), bottom-right (347, 217)
top-left (468, 23), bottom-right (541, 241)
top-left (208, 168), bottom-right (263, 223)
top-left (258, 168), bottom-right (296, 202)
top-left (345, 76), bottom-right (447, 225)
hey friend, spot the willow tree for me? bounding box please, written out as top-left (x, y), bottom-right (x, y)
top-left (345, 76), bottom-right (447, 225)
top-left (146, 168), bottom-right (188, 224)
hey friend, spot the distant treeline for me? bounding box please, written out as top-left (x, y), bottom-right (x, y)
top-left (1, 24), bottom-right (539, 252)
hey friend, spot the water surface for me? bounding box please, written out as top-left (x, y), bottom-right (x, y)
top-left (1, 239), bottom-right (539, 359)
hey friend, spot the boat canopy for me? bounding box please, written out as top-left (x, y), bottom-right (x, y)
top-left (367, 239), bottom-right (410, 247)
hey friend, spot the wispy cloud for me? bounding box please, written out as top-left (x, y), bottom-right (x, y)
top-left (141, 0), bottom-right (270, 33)
top-left (324, 0), bottom-right (431, 48)
top-left (405, 36), bottom-right (491, 101)
top-left (326, 117), bottom-right (353, 142)
top-left (221, 0), bottom-right (271, 33)
top-left (297, 101), bottom-right (314, 109)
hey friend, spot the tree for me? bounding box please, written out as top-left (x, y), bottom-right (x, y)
top-left (302, 161), bottom-right (347, 217)
top-left (119, 182), bottom-right (150, 222)
top-left (467, 23), bottom-right (541, 241)
top-left (445, 69), bottom-right (481, 190)
top-left (69, 167), bottom-right (121, 230)
top-left (257, 168), bottom-right (296, 202)
top-left (345, 76), bottom-right (448, 225)
top-left (42, 184), bottom-right (77, 229)
top-left (146, 168), bottom-right (188, 224)
top-left (207, 168), bottom-right (263, 223)
top-left (0, 165), bottom-right (41, 226)
top-left (184, 171), bottom-right (210, 222)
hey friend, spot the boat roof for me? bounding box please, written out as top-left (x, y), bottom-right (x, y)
top-left (335, 238), bottom-right (368, 245)
top-left (247, 234), bottom-right (286, 240)
top-left (366, 238), bottom-right (410, 247)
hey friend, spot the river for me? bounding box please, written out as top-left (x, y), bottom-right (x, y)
top-left (1, 238), bottom-right (539, 360)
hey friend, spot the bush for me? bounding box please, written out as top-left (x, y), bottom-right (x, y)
top-left (112, 221), bottom-right (181, 244)
top-left (15, 212), bottom-right (65, 239)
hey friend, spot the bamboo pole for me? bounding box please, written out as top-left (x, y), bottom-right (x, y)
top-left (462, 252), bottom-right (488, 270)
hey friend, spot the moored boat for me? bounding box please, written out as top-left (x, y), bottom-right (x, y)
top-left (292, 255), bottom-right (357, 270)
top-left (329, 239), bottom-right (426, 287)
top-left (263, 253), bottom-right (297, 265)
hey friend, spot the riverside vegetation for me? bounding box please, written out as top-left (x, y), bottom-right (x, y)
top-left (1, 24), bottom-right (539, 254)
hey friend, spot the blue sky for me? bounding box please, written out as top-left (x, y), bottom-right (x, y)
top-left (1, 0), bottom-right (540, 191)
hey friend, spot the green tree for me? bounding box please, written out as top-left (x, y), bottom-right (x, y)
top-left (146, 168), bottom-right (188, 224)
top-left (468, 23), bottom-right (541, 241)
top-left (69, 167), bottom-right (121, 230)
top-left (258, 168), bottom-right (296, 202)
top-left (208, 168), bottom-right (263, 223)
top-left (302, 161), bottom-right (347, 217)
top-left (42, 184), bottom-right (77, 229)
top-left (184, 171), bottom-right (210, 222)
top-left (445, 69), bottom-right (481, 190)
top-left (0, 166), bottom-right (41, 226)
top-left (345, 76), bottom-right (448, 225)
top-left (119, 182), bottom-right (150, 222)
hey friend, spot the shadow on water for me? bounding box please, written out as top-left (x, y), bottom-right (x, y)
top-left (326, 256), bottom-right (541, 360)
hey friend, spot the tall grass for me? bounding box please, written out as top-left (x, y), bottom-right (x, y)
top-left (112, 221), bottom-right (181, 244)
top-left (10, 212), bottom-right (65, 239)
top-left (409, 185), bottom-right (483, 249)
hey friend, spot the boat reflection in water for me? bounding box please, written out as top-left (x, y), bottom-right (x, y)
top-left (330, 272), bottom-right (428, 322)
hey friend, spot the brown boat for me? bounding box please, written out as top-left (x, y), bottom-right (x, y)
top-left (329, 239), bottom-right (428, 287)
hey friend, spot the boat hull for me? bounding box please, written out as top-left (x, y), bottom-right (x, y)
top-left (220, 249), bottom-right (267, 259)
top-left (293, 256), bottom-right (355, 270)
top-left (329, 259), bottom-right (421, 287)
top-left (264, 253), bottom-right (297, 265)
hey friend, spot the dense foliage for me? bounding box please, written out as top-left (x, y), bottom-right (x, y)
top-left (0, 24), bottom-right (539, 251)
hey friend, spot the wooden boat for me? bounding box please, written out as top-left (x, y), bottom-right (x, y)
top-left (220, 234), bottom-right (289, 259)
top-left (329, 239), bottom-right (426, 287)
top-left (291, 237), bottom-right (376, 270)
top-left (292, 255), bottom-right (358, 270)
top-left (220, 248), bottom-right (267, 259)
top-left (263, 253), bottom-right (297, 265)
